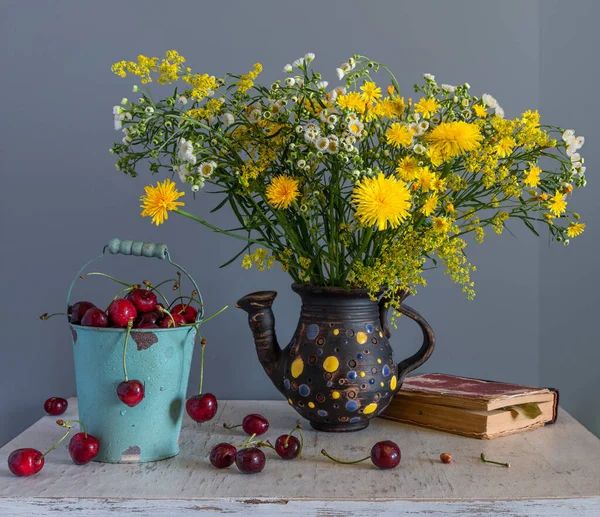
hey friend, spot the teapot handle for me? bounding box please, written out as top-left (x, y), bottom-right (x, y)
top-left (379, 296), bottom-right (435, 389)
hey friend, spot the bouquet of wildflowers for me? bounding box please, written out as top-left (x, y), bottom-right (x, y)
top-left (110, 51), bottom-right (586, 313)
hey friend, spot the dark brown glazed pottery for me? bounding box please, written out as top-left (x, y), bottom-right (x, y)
top-left (236, 284), bottom-right (435, 432)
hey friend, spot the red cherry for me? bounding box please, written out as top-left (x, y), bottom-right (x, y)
top-left (81, 307), bottom-right (108, 327)
top-left (159, 313), bottom-right (186, 328)
top-left (275, 435), bottom-right (301, 460)
top-left (440, 452), bottom-right (453, 464)
top-left (108, 299), bottom-right (137, 327)
top-left (186, 393), bottom-right (218, 423)
top-left (171, 303), bottom-right (198, 323)
top-left (242, 414), bottom-right (269, 436)
top-left (370, 440), bottom-right (401, 469)
top-left (126, 289), bottom-right (158, 313)
top-left (8, 448), bottom-right (44, 477)
top-left (209, 443), bottom-right (237, 468)
top-left (69, 301), bottom-right (96, 324)
top-left (134, 312), bottom-right (159, 328)
top-left (68, 432), bottom-right (100, 465)
top-left (235, 447), bottom-right (266, 474)
top-left (44, 397), bottom-right (68, 416)
top-left (117, 380), bottom-right (144, 407)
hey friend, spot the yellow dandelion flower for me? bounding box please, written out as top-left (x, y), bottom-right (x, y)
top-left (495, 137), bottom-right (516, 158)
top-left (427, 147), bottom-right (445, 167)
top-left (473, 104), bottom-right (487, 118)
top-left (140, 178), bottom-right (185, 226)
top-left (523, 165), bottom-right (541, 188)
top-left (385, 123), bottom-right (414, 148)
top-left (432, 216), bottom-right (450, 233)
top-left (337, 92), bottom-right (366, 113)
top-left (414, 97), bottom-right (440, 119)
top-left (431, 175), bottom-right (447, 192)
top-left (395, 156), bottom-right (421, 181)
top-left (266, 175), bottom-right (300, 209)
top-left (425, 121), bottom-right (482, 159)
top-left (414, 167), bottom-right (435, 192)
top-left (567, 222), bottom-right (585, 238)
top-left (422, 194), bottom-right (438, 216)
top-left (351, 173), bottom-right (411, 230)
top-left (548, 190), bottom-right (567, 216)
top-left (360, 81), bottom-right (382, 102)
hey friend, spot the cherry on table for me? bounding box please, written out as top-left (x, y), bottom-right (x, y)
top-left (126, 289), bottom-right (157, 313)
top-left (210, 443), bottom-right (237, 468)
top-left (80, 307), bottom-right (108, 328)
top-left (117, 380), bottom-right (145, 407)
top-left (159, 313), bottom-right (186, 328)
top-left (108, 299), bottom-right (137, 327)
top-left (171, 303), bottom-right (198, 323)
top-left (321, 440), bottom-right (401, 470)
top-left (235, 447), bottom-right (266, 474)
top-left (69, 301), bottom-right (96, 325)
top-left (440, 452), bottom-right (453, 464)
top-left (68, 432), bottom-right (100, 465)
top-left (186, 393), bottom-right (218, 423)
top-left (275, 434), bottom-right (301, 460)
top-left (242, 414), bottom-right (269, 436)
top-left (44, 397), bottom-right (68, 416)
top-left (8, 448), bottom-right (44, 477)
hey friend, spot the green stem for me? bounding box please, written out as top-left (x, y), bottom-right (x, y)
top-left (40, 312), bottom-right (69, 320)
top-left (83, 272), bottom-right (133, 288)
top-left (58, 419), bottom-right (89, 439)
top-left (321, 448), bottom-right (370, 465)
top-left (41, 428), bottom-right (71, 459)
top-left (201, 304), bottom-right (228, 324)
top-left (198, 336), bottom-right (205, 395)
top-left (122, 319), bottom-right (134, 381)
top-left (480, 453), bottom-right (510, 468)
top-left (175, 209), bottom-right (263, 244)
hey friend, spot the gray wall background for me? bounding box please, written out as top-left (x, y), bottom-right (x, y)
top-left (0, 0), bottom-right (596, 446)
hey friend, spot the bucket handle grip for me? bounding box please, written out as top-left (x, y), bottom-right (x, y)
top-left (66, 238), bottom-right (204, 322)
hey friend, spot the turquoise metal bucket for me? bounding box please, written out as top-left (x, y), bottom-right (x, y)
top-left (68, 239), bottom-right (204, 463)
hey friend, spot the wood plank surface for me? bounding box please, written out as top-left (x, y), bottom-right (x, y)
top-left (1, 399), bottom-right (599, 516)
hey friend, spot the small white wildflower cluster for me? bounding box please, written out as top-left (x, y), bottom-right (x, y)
top-left (336, 58), bottom-right (356, 80)
top-left (284, 53), bottom-right (316, 73)
top-left (482, 93), bottom-right (504, 118)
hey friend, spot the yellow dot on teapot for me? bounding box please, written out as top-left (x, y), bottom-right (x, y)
top-left (308, 402), bottom-right (315, 409)
top-left (390, 375), bottom-right (397, 391)
top-left (288, 398), bottom-right (293, 405)
top-left (323, 356), bottom-right (340, 372)
top-left (332, 391), bottom-right (341, 399)
top-left (377, 358), bottom-right (382, 364)
top-left (359, 371), bottom-right (366, 378)
top-left (291, 357), bottom-right (304, 378)
top-left (363, 403), bottom-right (378, 415)
top-left (356, 331), bottom-right (368, 344)
top-left (333, 329), bottom-right (340, 335)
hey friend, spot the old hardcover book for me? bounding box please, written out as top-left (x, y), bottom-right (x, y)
top-left (380, 373), bottom-right (559, 439)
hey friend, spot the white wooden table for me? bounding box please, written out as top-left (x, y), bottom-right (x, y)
top-left (1, 399), bottom-right (599, 516)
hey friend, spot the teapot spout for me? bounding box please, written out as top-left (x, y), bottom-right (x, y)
top-left (236, 291), bottom-right (283, 390)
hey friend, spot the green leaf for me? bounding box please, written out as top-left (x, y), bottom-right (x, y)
top-left (506, 403), bottom-right (542, 419)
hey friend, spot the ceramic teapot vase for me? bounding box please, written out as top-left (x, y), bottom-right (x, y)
top-left (237, 284), bottom-right (435, 432)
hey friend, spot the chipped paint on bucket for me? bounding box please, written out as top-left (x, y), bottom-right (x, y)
top-left (71, 324), bottom-right (196, 463)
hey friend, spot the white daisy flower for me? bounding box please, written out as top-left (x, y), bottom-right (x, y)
top-left (482, 94), bottom-right (498, 108)
top-left (198, 161), bottom-right (216, 177)
top-left (304, 53), bottom-right (315, 62)
top-left (414, 144), bottom-right (426, 154)
top-left (173, 163), bottom-right (188, 183)
top-left (295, 77), bottom-right (304, 88)
top-left (178, 138), bottom-right (196, 164)
top-left (494, 106), bottom-right (505, 118)
top-left (327, 139), bottom-right (339, 154)
top-left (297, 159), bottom-right (306, 168)
top-left (575, 136), bottom-right (585, 148)
top-left (295, 125), bottom-right (304, 134)
top-left (122, 135), bottom-right (132, 145)
top-left (177, 95), bottom-right (188, 105)
top-left (348, 119), bottom-right (364, 137)
top-left (566, 144), bottom-right (578, 157)
top-left (344, 134), bottom-right (357, 145)
top-left (441, 84), bottom-right (456, 93)
top-left (283, 64), bottom-right (293, 73)
top-left (292, 57), bottom-right (304, 68)
top-left (113, 106), bottom-right (124, 130)
top-left (336, 68), bottom-right (346, 80)
top-left (221, 112), bottom-right (235, 127)
top-left (319, 109), bottom-right (330, 123)
top-left (424, 73), bottom-right (435, 81)
top-left (347, 58), bottom-right (356, 69)
top-left (304, 129), bottom-right (320, 143)
top-left (145, 106), bottom-right (155, 115)
top-left (570, 153), bottom-right (581, 163)
top-left (327, 114), bottom-right (338, 125)
top-left (248, 109), bottom-right (262, 123)
top-left (121, 97), bottom-right (128, 105)
top-left (315, 136), bottom-right (330, 152)
top-left (316, 81), bottom-right (329, 90)
top-left (562, 129), bottom-right (575, 142)
top-left (191, 184), bottom-right (200, 193)
top-left (419, 120), bottom-right (430, 132)
top-left (284, 77), bottom-right (295, 87)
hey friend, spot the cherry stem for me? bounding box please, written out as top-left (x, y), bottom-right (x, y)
top-left (241, 433), bottom-right (257, 449)
top-left (147, 278), bottom-right (177, 292)
top-left (198, 336), bottom-right (206, 395)
top-left (201, 305), bottom-right (228, 324)
top-left (480, 453), bottom-right (510, 468)
top-left (57, 419), bottom-right (89, 439)
top-left (321, 449), bottom-right (370, 465)
top-left (285, 424), bottom-right (304, 459)
top-left (158, 306), bottom-right (176, 327)
top-left (256, 440), bottom-right (275, 450)
top-left (122, 319), bottom-right (134, 381)
top-left (223, 423), bottom-right (242, 430)
top-left (169, 295), bottom-right (203, 309)
top-left (83, 272), bottom-right (134, 288)
top-left (40, 312), bottom-right (69, 320)
top-left (41, 427), bottom-right (71, 460)
top-left (141, 281), bottom-right (170, 307)
top-left (107, 286), bottom-right (136, 308)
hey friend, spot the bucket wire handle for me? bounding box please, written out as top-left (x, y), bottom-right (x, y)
top-left (66, 238), bottom-right (204, 322)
